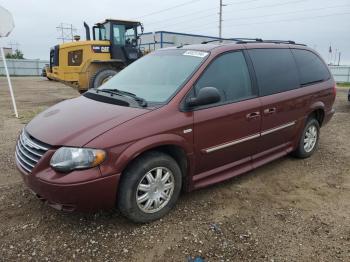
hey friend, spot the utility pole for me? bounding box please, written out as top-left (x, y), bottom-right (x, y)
top-left (338, 52), bottom-right (341, 66)
top-left (334, 48), bottom-right (338, 65)
top-left (219, 0), bottom-right (226, 40)
top-left (219, 0), bottom-right (223, 39)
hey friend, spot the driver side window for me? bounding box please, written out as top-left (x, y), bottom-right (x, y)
top-left (194, 51), bottom-right (253, 104)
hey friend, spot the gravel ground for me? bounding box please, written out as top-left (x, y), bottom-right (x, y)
top-left (0, 77), bottom-right (349, 261)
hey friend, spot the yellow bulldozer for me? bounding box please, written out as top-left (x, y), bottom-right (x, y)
top-left (46, 19), bottom-right (144, 93)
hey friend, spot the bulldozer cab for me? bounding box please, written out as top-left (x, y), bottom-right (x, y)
top-left (91, 19), bottom-right (143, 64)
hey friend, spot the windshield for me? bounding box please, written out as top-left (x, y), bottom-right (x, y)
top-left (94, 22), bottom-right (110, 41)
top-left (99, 49), bottom-right (209, 103)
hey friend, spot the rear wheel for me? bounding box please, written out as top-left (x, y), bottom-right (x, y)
top-left (89, 68), bottom-right (118, 89)
top-left (292, 118), bottom-right (320, 158)
top-left (118, 151), bottom-right (182, 223)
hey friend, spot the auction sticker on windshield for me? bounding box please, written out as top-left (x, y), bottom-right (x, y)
top-left (183, 50), bottom-right (209, 58)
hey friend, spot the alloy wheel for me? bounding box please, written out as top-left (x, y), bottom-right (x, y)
top-left (304, 124), bottom-right (318, 153)
top-left (136, 167), bottom-right (175, 213)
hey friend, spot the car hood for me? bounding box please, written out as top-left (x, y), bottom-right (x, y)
top-left (26, 96), bottom-right (150, 147)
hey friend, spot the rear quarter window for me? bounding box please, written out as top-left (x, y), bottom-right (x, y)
top-left (291, 49), bottom-right (330, 85)
top-left (248, 48), bottom-right (299, 96)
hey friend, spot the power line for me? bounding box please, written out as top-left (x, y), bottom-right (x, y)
top-left (224, 3), bottom-right (350, 22)
top-left (230, 0), bottom-right (308, 12)
top-left (223, 11), bottom-right (350, 27)
top-left (146, 0), bottom-right (308, 28)
top-left (167, 3), bottom-right (350, 32)
top-left (145, 9), bottom-right (213, 26)
top-left (143, 0), bottom-right (263, 25)
top-left (174, 11), bottom-right (350, 34)
top-left (225, 0), bottom-right (263, 5)
top-left (135, 0), bottom-right (202, 19)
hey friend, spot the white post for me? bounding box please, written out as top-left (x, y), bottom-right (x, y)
top-left (1, 46), bottom-right (18, 118)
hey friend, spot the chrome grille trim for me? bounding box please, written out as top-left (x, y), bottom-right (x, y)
top-left (21, 132), bottom-right (49, 151)
top-left (15, 130), bottom-right (50, 173)
top-left (19, 134), bottom-right (44, 157)
top-left (16, 147), bottom-right (35, 167)
top-left (15, 154), bottom-right (31, 172)
top-left (17, 141), bottom-right (40, 162)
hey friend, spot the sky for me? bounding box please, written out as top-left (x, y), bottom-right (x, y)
top-left (0, 0), bottom-right (349, 64)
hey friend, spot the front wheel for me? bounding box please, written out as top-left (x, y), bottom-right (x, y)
top-left (89, 68), bottom-right (118, 89)
top-left (292, 118), bottom-right (320, 158)
top-left (118, 151), bottom-right (182, 223)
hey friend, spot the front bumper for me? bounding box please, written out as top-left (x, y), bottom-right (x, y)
top-left (16, 161), bottom-right (120, 213)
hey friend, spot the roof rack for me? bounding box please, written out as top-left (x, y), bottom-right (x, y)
top-left (201, 38), bottom-right (262, 44)
top-left (201, 38), bottom-right (306, 46)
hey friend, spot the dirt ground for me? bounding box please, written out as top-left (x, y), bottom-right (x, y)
top-left (0, 77), bottom-right (349, 262)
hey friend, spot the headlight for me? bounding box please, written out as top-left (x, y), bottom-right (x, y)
top-left (50, 147), bottom-right (106, 172)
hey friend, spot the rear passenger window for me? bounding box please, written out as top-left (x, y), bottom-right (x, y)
top-left (194, 51), bottom-right (253, 103)
top-left (292, 49), bottom-right (330, 85)
top-left (248, 49), bottom-right (299, 96)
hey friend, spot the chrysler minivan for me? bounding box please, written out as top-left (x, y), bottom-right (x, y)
top-left (15, 39), bottom-right (335, 223)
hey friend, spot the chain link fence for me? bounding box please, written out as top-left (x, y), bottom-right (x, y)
top-left (0, 58), bottom-right (349, 83)
top-left (329, 66), bottom-right (350, 83)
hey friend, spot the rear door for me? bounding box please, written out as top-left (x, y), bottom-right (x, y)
top-left (191, 51), bottom-right (261, 179)
top-left (247, 48), bottom-right (305, 164)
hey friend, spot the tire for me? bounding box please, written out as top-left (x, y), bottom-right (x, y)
top-left (89, 68), bottom-right (118, 89)
top-left (118, 151), bottom-right (182, 223)
top-left (292, 118), bottom-right (320, 158)
top-left (47, 77), bottom-right (53, 81)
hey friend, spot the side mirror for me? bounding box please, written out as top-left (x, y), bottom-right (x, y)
top-left (186, 87), bottom-right (221, 107)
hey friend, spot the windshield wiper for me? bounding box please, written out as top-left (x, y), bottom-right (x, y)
top-left (97, 89), bottom-right (147, 107)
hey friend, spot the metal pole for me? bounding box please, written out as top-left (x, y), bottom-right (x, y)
top-left (334, 48), bottom-right (338, 65)
top-left (337, 52), bottom-right (341, 66)
top-left (219, 0), bottom-right (223, 40)
top-left (1, 46), bottom-right (18, 118)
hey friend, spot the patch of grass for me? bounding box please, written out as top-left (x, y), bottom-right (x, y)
top-left (337, 82), bottom-right (350, 88)
top-left (19, 106), bottom-right (48, 124)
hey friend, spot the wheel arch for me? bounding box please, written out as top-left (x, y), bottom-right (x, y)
top-left (115, 134), bottom-right (194, 191)
top-left (308, 102), bottom-right (325, 126)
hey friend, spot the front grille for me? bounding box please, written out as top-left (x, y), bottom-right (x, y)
top-left (15, 131), bottom-right (50, 173)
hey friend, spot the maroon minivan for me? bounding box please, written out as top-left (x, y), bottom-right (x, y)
top-left (15, 39), bottom-right (336, 222)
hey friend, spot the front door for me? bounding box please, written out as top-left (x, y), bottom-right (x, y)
top-left (111, 24), bottom-right (139, 63)
top-left (191, 51), bottom-right (261, 180)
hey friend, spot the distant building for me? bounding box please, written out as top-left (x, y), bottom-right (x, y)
top-left (2, 47), bottom-right (13, 57)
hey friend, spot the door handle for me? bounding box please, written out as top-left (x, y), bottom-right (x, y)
top-left (246, 111), bottom-right (260, 119)
top-left (263, 107), bottom-right (276, 114)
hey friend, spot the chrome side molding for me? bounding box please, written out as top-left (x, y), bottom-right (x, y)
top-left (203, 121), bottom-right (296, 154)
